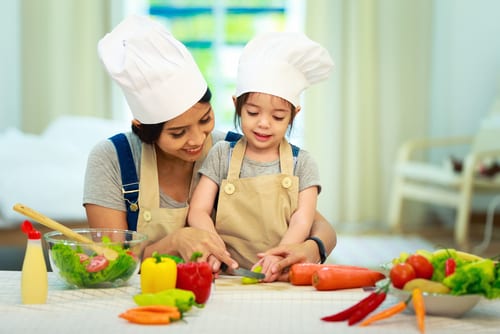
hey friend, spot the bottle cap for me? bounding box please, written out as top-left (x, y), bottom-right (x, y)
top-left (21, 220), bottom-right (42, 240)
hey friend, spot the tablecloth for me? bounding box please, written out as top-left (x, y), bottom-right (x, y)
top-left (1, 271), bottom-right (499, 334)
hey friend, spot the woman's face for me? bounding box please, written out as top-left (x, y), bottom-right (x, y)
top-left (155, 102), bottom-right (215, 162)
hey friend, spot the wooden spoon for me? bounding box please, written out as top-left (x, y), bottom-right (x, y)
top-left (13, 203), bottom-right (118, 261)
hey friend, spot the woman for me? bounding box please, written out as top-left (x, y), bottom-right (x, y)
top-left (83, 15), bottom-right (336, 279)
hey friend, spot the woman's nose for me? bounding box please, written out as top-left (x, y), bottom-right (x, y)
top-left (187, 128), bottom-right (206, 146)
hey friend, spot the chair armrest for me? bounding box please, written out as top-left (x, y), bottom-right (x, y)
top-left (397, 136), bottom-right (474, 163)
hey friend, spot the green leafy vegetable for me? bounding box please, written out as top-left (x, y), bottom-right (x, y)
top-left (442, 259), bottom-right (500, 299)
top-left (51, 240), bottom-right (138, 288)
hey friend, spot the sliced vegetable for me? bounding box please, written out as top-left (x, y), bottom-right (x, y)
top-left (312, 266), bottom-right (385, 291)
top-left (85, 255), bottom-right (109, 273)
top-left (119, 305), bottom-right (181, 325)
top-left (241, 265), bottom-right (263, 285)
top-left (290, 263), bottom-right (374, 286)
top-left (140, 251), bottom-right (177, 294)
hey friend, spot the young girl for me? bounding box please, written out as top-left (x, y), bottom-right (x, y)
top-left (188, 32), bottom-right (334, 281)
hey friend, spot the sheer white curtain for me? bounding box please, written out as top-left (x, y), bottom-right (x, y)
top-left (303, 0), bottom-right (432, 230)
top-left (20, 0), bottom-right (112, 134)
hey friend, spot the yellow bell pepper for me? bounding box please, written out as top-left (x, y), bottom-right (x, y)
top-left (140, 252), bottom-right (177, 293)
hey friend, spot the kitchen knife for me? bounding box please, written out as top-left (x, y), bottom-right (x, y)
top-left (220, 263), bottom-right (265, 279)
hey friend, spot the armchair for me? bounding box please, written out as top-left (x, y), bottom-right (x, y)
top-left (388, 109), bottom-right (500, 251)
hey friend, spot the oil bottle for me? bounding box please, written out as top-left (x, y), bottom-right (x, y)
top-left (21, 220), bottom-right (48, 304)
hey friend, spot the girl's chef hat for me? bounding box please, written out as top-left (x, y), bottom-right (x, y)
top-left (98, 15), bottom-right (207, 124)
top-left (235, 32), bottom-right (334, 107)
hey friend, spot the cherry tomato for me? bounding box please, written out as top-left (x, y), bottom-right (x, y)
top-left (86, 255), bottom-right (109, 272)
top-left (406, 254), bottom-right (434, 279)
top-left (389, 262), bottom-right (416, 289)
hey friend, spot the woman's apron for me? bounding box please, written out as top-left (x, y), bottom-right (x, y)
top-left (215, 138), bottom-right (299, 269)
top-left (136, 136), bottom-right (213, 244)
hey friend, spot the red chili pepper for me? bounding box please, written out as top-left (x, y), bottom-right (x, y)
top-left (445, 258), bottom-right (456, 276)
top-left (348, 292), bottom-right (387, 326)
top-left (321, 292), bottom-right (379, 322)
top-left (175, 252), bottom-right (213, 304)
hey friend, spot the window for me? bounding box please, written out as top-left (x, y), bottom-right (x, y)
top-left (148, 0), bottom-right (305, 141)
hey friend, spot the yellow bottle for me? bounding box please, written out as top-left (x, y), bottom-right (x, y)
top-left (21, 221), bottom-right (48, 304)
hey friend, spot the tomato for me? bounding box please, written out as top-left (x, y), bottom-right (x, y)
top-left (389, 263), bottom-right (416, 289)
top-left (86, 255), bottom-right (109, 272)
top-left (77, 253), bottom-right (89, 263)
top-left (406, 254), bottom-right (433, 279)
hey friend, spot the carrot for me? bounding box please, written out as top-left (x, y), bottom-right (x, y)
top-left (412, 288), bottom-right (426, 333)
top-left (289, 263), bottom-right (378, 286)
top-left (119, 305), bottom-right (181, 325)
top-left (359, 300), bottom-right (407, 326)
top-left (312, 266), bottom-right (386, 291)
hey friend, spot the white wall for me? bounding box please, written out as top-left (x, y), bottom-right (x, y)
top-left (0, 0), bottom-right (20, 131)
top-left (430, 0), bottom-right (500, 138)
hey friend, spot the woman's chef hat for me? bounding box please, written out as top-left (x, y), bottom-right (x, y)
top-left (235, 32), bottom-right (334, 107)
top-left (98, 15), bottom-right (207, 124)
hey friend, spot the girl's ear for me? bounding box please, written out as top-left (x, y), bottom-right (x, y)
top-left (232, 96), bottom-right (237, 107)
top-left (295, 106), bottom-right (302, 114)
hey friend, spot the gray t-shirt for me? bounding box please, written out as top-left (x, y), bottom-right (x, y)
top-left (199, 140), bottom-right (321, 193)
top-left (83, 130), bottom-right (227, 211)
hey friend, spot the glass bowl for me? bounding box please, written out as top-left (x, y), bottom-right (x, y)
top-left (44, 228), bottom-right (147, 288)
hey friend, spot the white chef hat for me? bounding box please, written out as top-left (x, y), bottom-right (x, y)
top-left (235, 32), bottom-right (334, 107)
top-left (97, 15), bottom-right (207, 124)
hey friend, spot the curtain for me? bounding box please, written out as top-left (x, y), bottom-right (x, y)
top-left (303, 0), bottom-right (432, 229)
top-left (20, 0), bottom-right (113, 134)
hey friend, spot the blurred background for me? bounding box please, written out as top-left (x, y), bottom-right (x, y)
top-left (1, 0), bottom-right (500, 237)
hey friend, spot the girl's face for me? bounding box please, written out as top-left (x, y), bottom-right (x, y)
top-left (240, 93), bottom-right (293, 156)
top-left (155, 102), bottom-right (215, 162)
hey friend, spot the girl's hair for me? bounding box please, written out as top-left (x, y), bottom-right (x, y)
top-left (233, 92), bottom-right (297, 135)
top-left (132, 87), bottom-right (212, 144)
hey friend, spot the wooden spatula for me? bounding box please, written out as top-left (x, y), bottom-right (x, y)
top-left (13, 203), bottom-right (118, 261)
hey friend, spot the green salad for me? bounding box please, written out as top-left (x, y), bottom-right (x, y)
top-left (50, 237), bottom-right (139, 288)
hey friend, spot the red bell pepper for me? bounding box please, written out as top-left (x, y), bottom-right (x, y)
top-left (175, 252), bottom-right (213, 304)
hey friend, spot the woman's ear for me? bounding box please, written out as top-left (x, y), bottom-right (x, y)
top-left (232, 96), bottom-right (237, 107)
top-left (132, 119), bottom-right (142, 128)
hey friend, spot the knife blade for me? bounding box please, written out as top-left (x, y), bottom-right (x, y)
top-left (220, 263), bottom-right (265, 279)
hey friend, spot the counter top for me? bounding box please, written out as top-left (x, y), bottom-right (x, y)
top-left (1, 271), bottom-right (499, 333)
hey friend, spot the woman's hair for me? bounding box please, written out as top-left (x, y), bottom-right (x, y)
top-left (233, 92), bottom-right (297, 134)
top-left (132, 87), bottom-right (212, 144)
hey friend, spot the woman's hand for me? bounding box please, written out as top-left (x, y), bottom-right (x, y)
top-left (152, 227), bottom-right (238, 270)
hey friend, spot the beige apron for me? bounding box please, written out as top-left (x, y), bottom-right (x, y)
top-left (137, 135), bottom-right (213, 244)
top-left (216, 138), bottom-right (299, 269)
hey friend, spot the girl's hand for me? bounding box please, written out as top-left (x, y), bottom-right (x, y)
top-left (258, 241), bottom-right (318, 281)
top-left (255, 254), bottom-right (285, 282)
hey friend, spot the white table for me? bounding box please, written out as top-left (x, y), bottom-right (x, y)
top-left (0, 271), bottom-right (499, 333)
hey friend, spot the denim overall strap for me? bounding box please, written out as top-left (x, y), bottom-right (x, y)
top-left (109, 133), bottom-right (139, 231)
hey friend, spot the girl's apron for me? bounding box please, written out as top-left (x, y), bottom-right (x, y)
top-left (215, 138), bottom-right (299, 269)
top-left (137, 136), bottom-right (213, 244)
